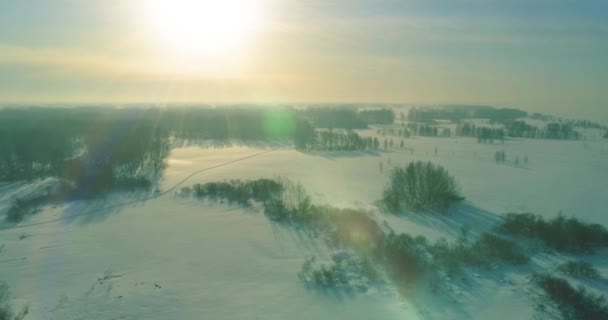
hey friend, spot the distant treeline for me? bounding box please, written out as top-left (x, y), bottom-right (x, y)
top-left (458, 121), bottom-right (579, 141)
top-left (408, 106), bottom-right (527, 122)
top-left (503, 120), bottom-right (580, 140)
top-left (0, 108), bottom-right (170, 195)
top-left (0, 107), bottom-right (393, 186)
top-left (302, 107), bottom-right (394, 129)
top-left (294, 120), bottom-right (378, 151)
top-left (406, 123), bottom-right (451, 137)
top-left (456, 123), bottom-right (505, 143)
top-left (405, 106), bottom-right (595, 141)
top-left (358, 109), bottom-right (395, 124)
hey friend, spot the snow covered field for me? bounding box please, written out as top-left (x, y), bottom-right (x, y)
top-left (1, 131), bottom-right (607, 319)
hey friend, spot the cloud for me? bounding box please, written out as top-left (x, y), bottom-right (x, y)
top-left (0, 44), bottom-right (260, 81)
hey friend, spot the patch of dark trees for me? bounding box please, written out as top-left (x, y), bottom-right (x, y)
top-left (5, 180), bottom-right (76, 222)
top-left (358, 109), bottom-right (395, 125)
top-left (568, 119), bottom-right (605, 130)
top-left (378, 127), bottom-right (411, 138)
top-left (532, 273), bottom-right (608, 320)
top-left (382, 161), bottom-right (463, 212)
top-left (300, 108), bottom-right (368, 129)
top-left (296, 129), bottom-right (378, 152)
top-left (455, 121), bottom-right (581, 142)
top-left (544, 122), bottom-right (581, 140)
top-left (407, 124), bottom-right (446, 137)
top-left (179, 179), bottom-right (284, 206)
top-left (405, 123), bottom-right (451, 137)
top-left (0, 282), bottom-right (29, 320)
top-left (498, 213), bottom-right (608, 253)
top-left (0, 106), bottom-right (397, 188)
top-left (0, 108), bottom-right (170, 198)
top-left (455, 123), bottom-right (505, 143)
top-left (1, 106), bottom-right (396, 186)
top-left (408, 105), bottom-right (527, 122)
top-left (557, 261), bottom-right (601, 280)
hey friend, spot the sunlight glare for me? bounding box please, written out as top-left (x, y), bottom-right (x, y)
top-left (143, 0), bottom-right (263, 56)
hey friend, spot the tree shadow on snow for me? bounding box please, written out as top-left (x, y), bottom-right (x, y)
top-left (171, 139), bottom-right (293, 150)
top-left (301, 150), bottom-right (383, 160)
top-left (400, 201), bottom-right (503, 239)
top-left (57, 190), bottom-right (158, 226)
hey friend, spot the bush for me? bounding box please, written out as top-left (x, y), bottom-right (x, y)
top-left (499, 213), bottom-right (608, 253)
top-left (5, 199), bottom-right (41, 223)
top-left (0, 282), bottom-right (28, 320)
top-left (382, 161), bottom-right (463, 212)
top-left (264, 199), bottom-right (290, 221)
top-left (298, 256), bottom-right (373, 291)
top-left (4, 180), bottom-right (77, 223)
top-left (429, 238), bottom-right (474, 276)
top-left (428, 232), bottom-right (528, 275)
top-left (472, 233), bottom-right (528, 265)
top-left (533, 274), bottom-right (608, 320)
top-left (557, 261), bottom-right (601, 280)
top-left (380, 231), bottom-right (431, 286)
top-left (188, 179), bottom-right (285, 206)
top-left (112, 177), bottom-right (152, 192)
top-left (327, 209), bottom-right (385, 253)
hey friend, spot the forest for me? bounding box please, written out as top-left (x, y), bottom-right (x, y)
top-left (0, 107), bottom-right (391, 187)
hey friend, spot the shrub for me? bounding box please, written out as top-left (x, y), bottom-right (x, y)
top-left (499, 213), bottom-right (608, 253)
top-left (0, 282), bottom-right (28, 320)
top-left (298, 256), bottom-right (373, 292)
top-left (380, 231), bottom-right (431, 286)
top-left (5, 199), bottom-right (41, 223)
top-left (188, 179), bottom-right (285, 206)
top-left (533, 274), bottom-right (608, 320)
top-left (264, 199), bottom-right (290, 221)
top-left (382, 161), bottom-right (463, 212)
top-left (472, 233), bottom-right (528, 265)
top-left (327, 209), bottom-right (385, 253)
top-left (112, 176), bottom-right (152, 191)
top-left (557, 261), bottom-right (601, 280)
top-left (4, 180), bottom-right (77, 223)
top-left (429, 238), bottom-right (474, 275)
top-left (428, 233), bottom-right (527, 275)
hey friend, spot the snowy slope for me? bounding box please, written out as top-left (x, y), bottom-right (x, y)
top-left (1, 133), bottom-right (607, 319)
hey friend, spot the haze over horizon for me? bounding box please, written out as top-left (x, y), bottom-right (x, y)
top-left (1, 0), bottom-right (607, 121)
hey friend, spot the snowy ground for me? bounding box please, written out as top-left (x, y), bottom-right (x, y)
top-left (1, 131), bottom-right (607, 319)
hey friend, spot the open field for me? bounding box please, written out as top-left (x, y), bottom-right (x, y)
top-left (1, 120), bottom-right (607, 319)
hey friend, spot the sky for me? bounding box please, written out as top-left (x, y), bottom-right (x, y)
top-left (0, 0), bottom-right (607, 120)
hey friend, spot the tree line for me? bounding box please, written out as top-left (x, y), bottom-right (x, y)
top-left (408, 106), bottom-right (527, 122)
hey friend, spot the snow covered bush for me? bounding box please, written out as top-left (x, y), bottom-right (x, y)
top-left (557, 261), bottom-right (601, 280)
top-left (188, 179), bottom-right (285, 205)
top-left (532, 274), bottom-right (608, 320)
top-left (298, 255), bottom-right (374, 292)
top-left (0, 282), bottom-right (28, 320)
top-left (382, 161), bottom-right (463, 212)
top-left (472, 233), bottom-right (528, 265)
top-left (499, 213), bottom-right (608, 253)
top-left (428, 232), bottom-right (528, 276)
top-left (5, 196), bottom-right (44, 223)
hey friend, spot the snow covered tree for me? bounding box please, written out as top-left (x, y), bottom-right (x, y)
top-left (382, 161), bottom-right (463, 212)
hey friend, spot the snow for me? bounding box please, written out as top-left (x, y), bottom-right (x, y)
top-left (1, 131), bottom-right (607, 319)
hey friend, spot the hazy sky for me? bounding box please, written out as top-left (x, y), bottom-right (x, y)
top-left (0, 0), bottom-right (607, 120)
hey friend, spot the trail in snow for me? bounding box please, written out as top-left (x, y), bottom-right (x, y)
top-left (0, 147), bottom-right (281, 231)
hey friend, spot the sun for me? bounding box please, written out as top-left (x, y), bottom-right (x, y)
top-left (143, 0), bottom-right (263, 56)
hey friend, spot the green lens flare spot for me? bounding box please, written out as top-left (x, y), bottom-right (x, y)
top-left (264, 110), bottom-right (295, 138)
